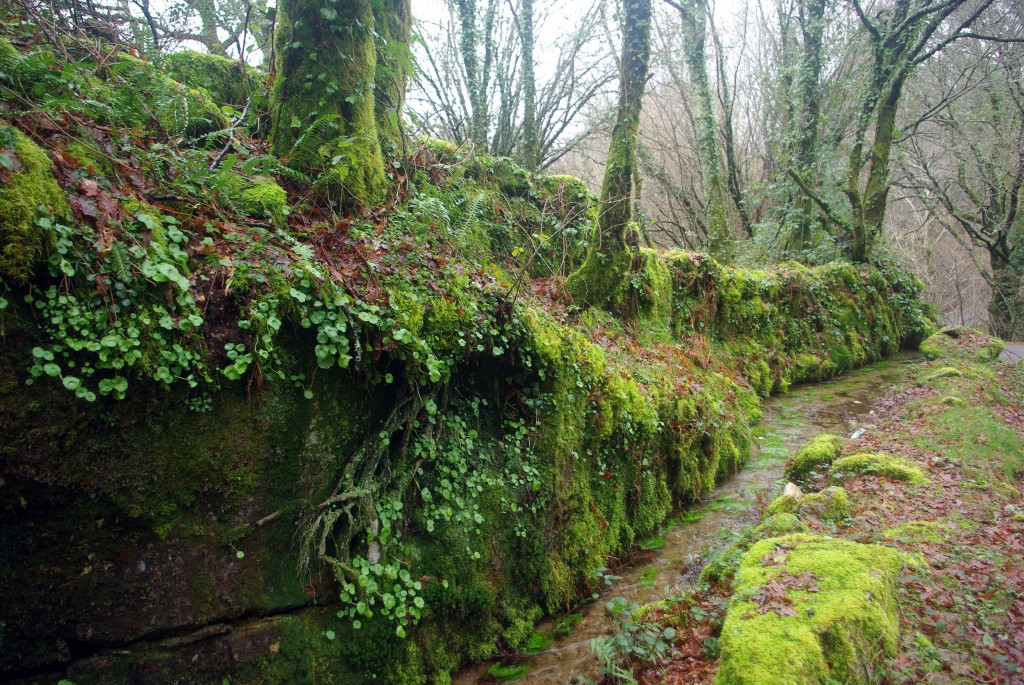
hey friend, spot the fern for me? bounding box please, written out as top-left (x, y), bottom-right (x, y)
top-left (410, 195), bottom-right (451, 230)
top-left (108, 241), bottom-right (132, 283)
top-left (288, 113), bottom-right (342, 160)
top-left (457, 191), bottom-right (487, 236)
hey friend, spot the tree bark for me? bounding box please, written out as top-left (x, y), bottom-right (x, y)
top-left (270, 0), bottom-right (408, 206)
top-left (597, 0), bottom-right (653, 250)
top-left (518, 0), bottom-right (539, 170)
top-left (989, 256), bottom-right (1023, 340)
top-left (564, 0), bottom-right (652, 309)
top-left (676, 0), bottom-right (729, 252)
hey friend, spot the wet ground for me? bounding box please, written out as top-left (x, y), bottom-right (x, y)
top-left (453, 357), bottom-right (914, 685)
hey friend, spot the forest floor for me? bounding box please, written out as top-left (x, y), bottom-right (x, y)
top-left (623, 331), bottom-right (1024, 684)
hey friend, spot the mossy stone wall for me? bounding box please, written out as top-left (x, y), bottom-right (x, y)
top-left (0, 250), bottom-right (929, 683)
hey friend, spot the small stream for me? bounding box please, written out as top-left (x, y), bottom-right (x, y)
top-left (454, 357), bottom-right (912, 685)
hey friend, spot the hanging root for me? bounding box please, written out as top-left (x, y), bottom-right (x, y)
top-left (296, 383), bottom-right (443, 586)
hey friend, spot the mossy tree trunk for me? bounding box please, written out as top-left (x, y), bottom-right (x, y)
top-left (596, 0), bottom-right (652, 251)
top-left (518, 0), bottom-right (539, 171)
top-left (838, 0), bottom-right (963, 262)
top-left (270, 0), bottom-right (410, 206)
top-left (374, 0), bottom-right (413, 157)
top-left (565, 0), bottom-right (652, 309)
top-left (455, 0), bottom-right (497, 150)
top-left (989, 258), bottom-right (1023, 340)
top-left (788, 0), bottom-right (826, 252)
top-left (669, 0), bottom-right (729, 253)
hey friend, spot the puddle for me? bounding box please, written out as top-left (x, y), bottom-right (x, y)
top-left (453, 357), bottom-right (913, 684)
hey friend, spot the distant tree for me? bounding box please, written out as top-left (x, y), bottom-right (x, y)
top-left (412, 0), bottom-right (615, 169)
top-left (517, 0), bottom-right (539, 169)
top-left (791, 0), bottom-right (1022, 261)
top-left (663, 0), bottom-right (731, 251)
top-left (899, 41), bottom-right (1024, 338)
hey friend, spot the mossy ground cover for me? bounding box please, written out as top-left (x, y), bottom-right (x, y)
top-left (0, 28), bottom-right (932, 685)
top-left (617, 330), bottom-right (1024, 684)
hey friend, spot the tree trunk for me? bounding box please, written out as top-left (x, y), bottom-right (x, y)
top-left (989, 256), bottom-right (1023, 340)
top-left (518, 0), bottom-right (539, 171)
top-left (192, 0), bottom-right (227, 56)
top-left (271, 0), bottom-right (407, 206)
top-left (564, 0), bottom-right (652, 309)
top-left (374, 0), bottom-right (413, 156)
top-left (860, 75), bottom-right (906, 247)
top-left (678, 0), bottom-right (729, 253)
top-left (789, 0), bottom-right (826, 251)
top-left (456, 0), bottom-right (489, 149)
top-left (598, 0), bottom-right (652, 250)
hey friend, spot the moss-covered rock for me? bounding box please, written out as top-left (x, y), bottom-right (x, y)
top-left (217, 172), bottom-right (290, 226)
top-left (918, 366), bottom-right (964, 383)
top-left (717, 534), bottom-right (905, 684)
top-left (830, 452), bottom-right (929, 485)
top-left (764, 493), bottom-right (801, 517)
top-left (761, 512), bottom-right (809, 535)
top-left (919, 326), bottom-right (1004, 361)
top-left (797, 486), bottom-right (850, 522)
top-left (0, 126), bottom-right (68, 281)
top-left (784, 433), bottom-right (843, 483)
top-left (163, 49), bottom-right (263, 107)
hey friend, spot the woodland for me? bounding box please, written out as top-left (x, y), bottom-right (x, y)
top-left (0, 0), bottom-right (1021, 683)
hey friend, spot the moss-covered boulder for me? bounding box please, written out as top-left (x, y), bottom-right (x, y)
top-left (797, 486), bottom-right (850, 522)
top-left (163, 49), bottom-right (263, 107)
top-left (830, 452), bottom-right (929, 485)
top-left (764, 492), bottom-right (801, 517)
top-left (919, 326), bottom-right (1004, 361)
top-left (717, 534), bottom-right (905, 684)
top-left (217, 172), bottom-right (290, 226)
top-left (761, 512), bottom-right (809, 535)
top-left (0, 126), bottom-right (68, 281)
top-left (104, 53), bottom-right (229, 139)
top-left (784, 433), bottom-right (843, 483)
top-left (918, 366), bottom-right (964, 384)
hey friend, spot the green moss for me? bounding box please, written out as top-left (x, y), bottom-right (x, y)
top-left (918, 366), bottom-right (963, 384)
top-left (271, 0), bottom-right (387, 206)
top-left (487, 662), bottom-right (530, 682)
top-left (916, 403), bottom-right (1024, 480)
top-left (0, 126), bottom-right (69, 281)
top-left (717, 534), bottom-right (905, 684)
top-left (919, 326), bottom-right (1004, 361)
top-left (830, 452), bottom-right (929, 485)
top-left (63, 141), bottom-right (111, 177)
top-left (111, 53), bottom-right (229, 138)
top-left (162, 49), bottom-right (262, 107)
top-left (797, 487), bottom-right (850, 522)
top-left (761, 512), bottom-right (809, 535)
top-left (764, 494), bottom-right (800, 517)
top-left (882, 520), bottom-right (951, 544)
top-left (523, 630), bottom-right (554, 654)
top-left (784, 433), bottom-right (843, 483)
top-left (0, 36), bottom-right (19, 74)
top-left (489, 157), bottom-right (533, 197)
top-left (217, 172), bottom-right (290, 226)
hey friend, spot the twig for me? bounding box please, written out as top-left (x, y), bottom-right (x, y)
top-left (208, 98), bottom-right (252, 172)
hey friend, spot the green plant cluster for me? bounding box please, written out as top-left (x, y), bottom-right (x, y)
top-left (666, 255), bottom-right (933, 394)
